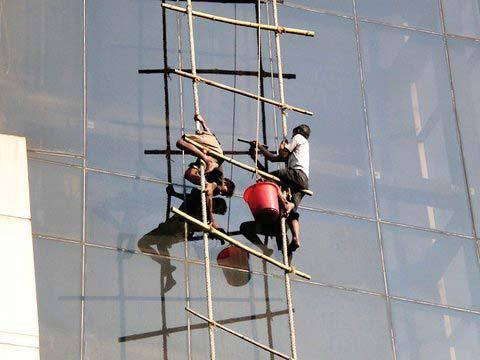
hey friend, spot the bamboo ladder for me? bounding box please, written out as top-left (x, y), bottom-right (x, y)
top-left (164, 1), bottom-right (314, 359)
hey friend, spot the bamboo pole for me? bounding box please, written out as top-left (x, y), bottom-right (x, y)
top-left (171, 207), bottom-right (312, 280)
top-left (186, 307), bottom-right (293, 360)
top-left (183, 136), bottom-right (313, 196)
top-left (174, 69), bottom-right (313, 116)
top-left (162, 3), bottom-right (314, 37)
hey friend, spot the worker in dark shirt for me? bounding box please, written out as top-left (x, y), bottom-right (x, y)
top-left (249, 124), bottom-right (310, 256)
top-left (176, 114), bottom-right (235, 229)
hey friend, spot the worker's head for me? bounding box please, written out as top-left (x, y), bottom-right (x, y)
top-left (220, 178), bottom-right (236, 198)
top-left (293, 124), bottom-right (311, 139)
top-left (212, 197), bottom-right (227, 215)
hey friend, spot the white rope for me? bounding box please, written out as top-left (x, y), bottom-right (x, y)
top-left (185, 1), bottom-right (216, 359)
top-left (254, 0), bottom-right (262, 180)
top-left (272, 1), bottom-right (298, 358)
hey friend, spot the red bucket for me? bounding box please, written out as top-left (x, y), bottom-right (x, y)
top-left (243, 182), bottom-right (281, 224)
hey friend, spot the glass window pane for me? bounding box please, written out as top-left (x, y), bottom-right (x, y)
top-left (283, 0), bottom-right (352, 14)
top-left (293, 282), bottom-right (394, 360)
top-left (274, 7), bottom-right (375, 216)
top-left (443, 0), bottom-right (480, 38)
top-left (297, 210), bottom-right (385, 292)
top-left (448, 38), bottom-right (480, 235)
top-left (0, 1), bottom-right (83, 153)
top-left (84, 247), bottom-right (187, 359)
top-left (392, 299), bottom-right (480, 360)
top-left (28, 159), bottom-right (83, 240)
top-left (357, 0), bottom-right (441, 32)
top-left (383, 225), bottom-right (480, 311)
top-left (361, 23), bottom-right (472, 234)
top-left (34, 238), bottom-right (82, 360)
top-left (87, 171), bottom-right (186, 258)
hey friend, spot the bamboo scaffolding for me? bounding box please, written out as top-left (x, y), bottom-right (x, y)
top-left (174, 69), bottom-right (313, 116)
top-left (171, 207), bottom-right (312, 280)
top-left (186, 307), bottom-right (293, 360)
top-left (162, 3), bottom-right (314, 37)
top-left (183, 136), bottom-right (313, 196)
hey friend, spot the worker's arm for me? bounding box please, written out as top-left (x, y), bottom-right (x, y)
top-left (256, 140), bottom-right (289, 163)
top-left (249, 145), bottom-right (267, 171)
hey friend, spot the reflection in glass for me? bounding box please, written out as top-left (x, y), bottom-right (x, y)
top-left (357, 0), bottom-right (441, 32)
top-left (392, 299), bottom-right (480, 360)
top-left (0, 1), bottom-right (83, 153)
top-left (448, 38), bottom-right (480, 235)
top-left (442, 0), bottom-right (480, 38)
top-left (34, 238), bottom-right (82, 360)
top-left (84, 247), bottom-right (187, 359)
top-left (383, 224), bottom-right (480, 311)
top-left (361, 23), bottom-right (472, 234)
top-left (294, 210), bottom-right (385, 292)
top-left (28, 159), bottom-right (83, 240)
top-left (293, 282), bottom-right (394, 359)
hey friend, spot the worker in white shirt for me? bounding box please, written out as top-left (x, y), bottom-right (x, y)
top-left (249, 124), bottom-right (310, 257)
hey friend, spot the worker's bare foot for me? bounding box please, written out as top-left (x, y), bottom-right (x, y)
top-left (287, 239), bottom-right (300, 256)
top-left (283, 202), bottom-right (295, 217)
top-left (204, 159), bottom-right (219, 173)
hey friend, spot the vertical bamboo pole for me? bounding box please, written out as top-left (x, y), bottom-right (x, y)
top-left (272, 1), bottom-right (298, 359)
top-left (186, 1), bottom-right (216, 359)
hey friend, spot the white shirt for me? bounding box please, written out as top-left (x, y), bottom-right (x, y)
top-left (285, 134), bottom-right (309, 178)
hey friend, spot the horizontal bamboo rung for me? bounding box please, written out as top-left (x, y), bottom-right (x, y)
top-left (162, 3), bottom-right (314, 37)
top-left (174, 69), bottom-right (313, 116)
top-left (183, 136), bottom-right (314, 196)
top-left (186, 307), bottom-right (292, 360)
top-left (172, 207), bottom-right (312, 280)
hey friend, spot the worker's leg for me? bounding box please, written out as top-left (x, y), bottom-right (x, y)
top-left (287, 217), bottom-right (300, 250)
top-left (176, 137), bottom-right (218, 173)
top-left (270, 169), bottom-right (296, 215)
top-left (240, 221), bottom-right (274, 255)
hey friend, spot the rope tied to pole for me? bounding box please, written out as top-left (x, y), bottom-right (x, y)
top-left (254, 0), bottom-right (262, 181)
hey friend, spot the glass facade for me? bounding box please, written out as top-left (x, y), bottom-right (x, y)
top-left (1, 1), bottom-right (480, 359)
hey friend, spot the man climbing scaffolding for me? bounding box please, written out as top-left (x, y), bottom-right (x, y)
top-left (249, 124), bottom-right (310, 256)
top-left (176, 114), bottom-right (235, 229)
